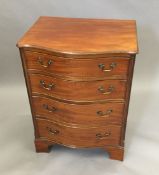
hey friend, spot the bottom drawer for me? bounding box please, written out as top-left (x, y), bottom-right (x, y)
top-left (36, 118), bottom-right (122, 148)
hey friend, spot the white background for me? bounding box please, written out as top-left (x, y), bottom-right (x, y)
top-left (0, 0), bottom-right (159, 175)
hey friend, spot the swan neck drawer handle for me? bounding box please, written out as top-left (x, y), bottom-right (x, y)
top-left (98, 63), bottom-right (117, 72)
top-left (40, 80), bottom-right (55, 91)
top-left (98, 86), bottom-right (114, 95)
top-left (43, 104), bottom-right (57, 112)
top-left (96, 132), bottom-right (111, 139)
top-left (96, 109), bottom-right (113, 117)
top-left (46, 127), bottom-right (59, 135)
top-left (38, 57), bottom-right (53, 68)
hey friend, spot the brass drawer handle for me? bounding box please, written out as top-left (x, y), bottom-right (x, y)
top-left (96, 109), bottom-right (113, 117)
top-left (43, 104), bottom-right (57, 112)
top-left (98, 85), bottom-right (114, 95)
top-left (46, 127), bottom-right (59, 135)
top-left (98, 63), bottom-right (116, 72)
top-left (40, 80), bottom-right (55, 91)
top-left (38, 57), bottom-right (52, 68)
top-left (96, 132), bottom-right (111, 139)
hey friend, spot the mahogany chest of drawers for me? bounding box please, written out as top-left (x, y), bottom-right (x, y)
top-left (17, 16), bottom-right (138, 161)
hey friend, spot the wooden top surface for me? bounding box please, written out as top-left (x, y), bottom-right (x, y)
top-left (17, 16), bottom-right (138, 55)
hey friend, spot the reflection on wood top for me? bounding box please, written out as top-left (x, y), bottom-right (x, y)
top-left (17, 16), bottom-right (138, 55)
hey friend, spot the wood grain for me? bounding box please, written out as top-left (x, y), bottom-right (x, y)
top-left (36, 118), bottom-right (122, 147)
top-left (24, 50), bottom-right (130, 79)
top-left (34, 138), bottom-right (54, 153)
top-left (103, 146), bottom-right (124, 161)
top-left (17, 16), bottom-right (138, 55)
top-left (32, 95), bottom-right (125, 125)
top-left (34, 138), bottom-right (124, 161)
top-left (29, 73), bottom-right (127, 101)
top-left (17, 16), bottom-right (138, 161)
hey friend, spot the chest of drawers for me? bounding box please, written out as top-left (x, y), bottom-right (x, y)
top-left (17, 16), bottom-right (138, 161)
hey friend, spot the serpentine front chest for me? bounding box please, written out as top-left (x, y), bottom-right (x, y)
top-left (17, 16), bottom-right (138, 161)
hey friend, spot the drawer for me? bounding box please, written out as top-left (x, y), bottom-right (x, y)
top-left (24, 51), bottom-right (129, 79)
top-left (29, 74), bottom-right (127, 101)
top-left (36, 118), bottom-right (122, 147)
top-left (33, 96), bottom-right (125, 125)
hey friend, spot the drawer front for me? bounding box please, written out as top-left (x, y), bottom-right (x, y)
top-left (29, 74), bottom-right (127, 101)
top-left (36, 118), bottom-right (122, 147)
top-left (33, 96), bottom-right (125, 125)
top-left (25, 51), bottom-right (129, 79)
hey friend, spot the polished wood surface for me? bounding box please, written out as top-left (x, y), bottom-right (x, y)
top-left (36, 118), bottom-right (122, 147)
top-left (17, 16), bottom-right (138, 161)
top-left (104, 146), bottom-right (124, 161)
top-left (29, 73), bottom-right (127, 101)
top-left (34, 138), bottom-right (124, 160)
top-left (24, 50), bottom-right (130, 79)
top-left (32, 96), bottom-right (125, 125)
top-left (17, 16), bottom-right (138, 55)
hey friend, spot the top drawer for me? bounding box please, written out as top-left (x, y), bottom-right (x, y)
top-left (24, 51), bottom-right (130, 79)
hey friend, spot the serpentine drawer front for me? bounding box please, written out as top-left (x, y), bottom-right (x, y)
top-left (24, 51), bottom-right (130, 79)
top-left (36, 118), bottom-right (122, 147)
top-left (32, 96), bottom-right (125, 125)
top-left (29, 74), bottom-right (127, 101)
top-left (17, 16), bottom-right (138, 161)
